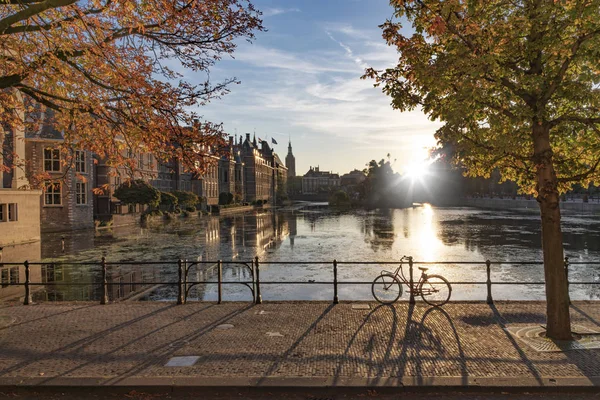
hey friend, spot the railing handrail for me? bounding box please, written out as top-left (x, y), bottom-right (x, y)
top-left (2, 260), bottom-right (600, 266)
top-left (2, 256), bottom-right (598, 306)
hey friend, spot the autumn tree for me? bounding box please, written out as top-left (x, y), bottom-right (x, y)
top-left (365, 0), bottom-right (600, 339)
top-left (0, 0), bottom-right (263, 179)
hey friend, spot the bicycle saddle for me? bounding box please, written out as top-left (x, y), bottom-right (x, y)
top-left (418, 267), bottom-right (428, 271)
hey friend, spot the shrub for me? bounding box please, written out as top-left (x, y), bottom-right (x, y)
top-left (159, 191), bottom-right (178, 210)
top-left (113, 180), bottom-right (160, 208)
top-left (186, 206), bottom-right (196, 212)
top-left (172, 190), bottom-right (199, 209)
top-left (219, 192), bottom-right (234, 205)
top-left (329, 190), bottom-right (350, 207)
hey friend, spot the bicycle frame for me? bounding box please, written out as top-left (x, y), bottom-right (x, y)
top-left (380, 257), bottom-right (438, 296)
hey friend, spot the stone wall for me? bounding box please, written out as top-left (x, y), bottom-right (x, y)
top-left (0, 189), bottom-right (42, 247)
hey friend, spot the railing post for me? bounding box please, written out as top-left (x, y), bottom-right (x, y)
top-left (23, 260), bottom-right (32, 305)
top-left (100, 257), bottom-right (108, 305)
top-left (486, 260), bottom-right (493, 304)
top-left (217, 260), bottom-right (222, 304)
top-left (183, 259), bottom-right (188, 304)
top-left (177, 259), bottom-right (184, 305)
top-left (333, 259), bottom-right (339, 304)
top-left (255, 256), bottom-right (262, 304)
top-left (408, 256), bottom-right (415, 305)
top-left (564, 256), bottom-right (571, 305)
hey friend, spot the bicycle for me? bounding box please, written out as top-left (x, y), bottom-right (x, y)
top-left (371, 255), bottom-right (452, 306)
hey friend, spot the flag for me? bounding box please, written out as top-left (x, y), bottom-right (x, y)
top-left (271, 138), bottom-right (278, 145)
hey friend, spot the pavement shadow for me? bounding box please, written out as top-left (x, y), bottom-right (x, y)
top-left (332, 303), bottom-right (469, 386)
top-left (0, 303), bottom-right (188, 377)
top-left (104, 303), bottom-right (255, 385)
top-left (570, 304), bottom-right (600, 329)
top-left (0, 303), bottom-right (100, 332)
top-left (487, 304), bottom-right (543, 385)
top-left (331, 303), bottom-right (400, 386)
top-left (460, 311), bottom-right (546, 327)
top-left (411, 306), bottom-right (468, 386)
top-left (257, 304), bottom-right (335, 386)
top-left (562, 304), bottom-right (600, 381)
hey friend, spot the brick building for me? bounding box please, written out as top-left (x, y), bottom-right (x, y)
top-left (24, 108), bottom-right (95, 232)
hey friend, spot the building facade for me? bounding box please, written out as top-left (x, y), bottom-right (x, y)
top-left (0, 92), bottom-right (42, 259)
top-left (302, 166), bottom-right (341, 194)
top-left (24, 108), bottom-right (95, 232)
top-left (240, 133), bottom-right (273, 203)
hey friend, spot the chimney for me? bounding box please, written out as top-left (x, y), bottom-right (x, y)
top-left (229, 136), bottom-right (233, 146)
top-left (246, 133), bottom-right (250, 142)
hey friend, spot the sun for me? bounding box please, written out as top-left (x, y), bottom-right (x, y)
top-left (405, 162), bottom-right (428, 181)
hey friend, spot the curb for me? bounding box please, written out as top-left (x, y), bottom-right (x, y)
top-left (1, 376), bottom-right (600, 390)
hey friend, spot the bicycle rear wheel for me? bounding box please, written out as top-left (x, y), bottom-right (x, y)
top-left (420, 275), bottom-right (451, 306)
top-left (372, 274), bottom-right (402, 304)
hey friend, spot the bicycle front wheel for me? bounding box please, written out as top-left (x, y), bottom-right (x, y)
top-left (372, 274), bottom-right (402, 304)
top-left (420, 275), bottom-right (451, 306)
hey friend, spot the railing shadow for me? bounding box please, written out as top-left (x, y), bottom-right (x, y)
top-left (0, 303), bottom-right (184, 377)
top-left (257, 304), bottom-right (335, 386)
top-left (487, 303), bottom-right (543, 385)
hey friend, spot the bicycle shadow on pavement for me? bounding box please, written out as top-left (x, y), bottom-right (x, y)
top-left (332, 303), bottom-right (468, 386)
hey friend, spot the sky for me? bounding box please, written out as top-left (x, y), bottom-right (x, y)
top-left (197, 0), bottom-right (442, 176)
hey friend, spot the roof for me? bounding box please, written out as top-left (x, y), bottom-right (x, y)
top-left (24, 105), bottom-right (64, 140)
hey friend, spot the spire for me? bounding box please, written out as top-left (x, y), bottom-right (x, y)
top-left (253, 133), bottom-right (257, 147)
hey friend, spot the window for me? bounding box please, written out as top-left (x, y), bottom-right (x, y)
top-left (0, 204), bottom-right (4, 222)
top-left (76, 182), bottom-right (87, 205)
top-left (1, 267), bottom-right (18, 288)
top-left (44, 148), bottom-right (61, 172)
top-left (138, 152), bottom-right (143, 169)
top-left (75, 150), bottom-right (86, 173)
top-left (8, 203), bottom-right (17, 221)
top-left (1, 269), bottom-right (7, 287)
top-left (9, 267), bottom-right (18, 284)
top-left (44, 182), bottom-right (61, 205)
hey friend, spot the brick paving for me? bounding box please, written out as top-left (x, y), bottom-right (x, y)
top-left (0, 301), bottom-right (599, 385)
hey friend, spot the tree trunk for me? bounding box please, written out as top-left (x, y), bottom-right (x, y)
top-left (533, 123), bottom-right (572, 340)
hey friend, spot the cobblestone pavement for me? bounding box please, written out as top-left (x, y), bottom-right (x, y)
top-left (0, 301), bottom-right (599, 386)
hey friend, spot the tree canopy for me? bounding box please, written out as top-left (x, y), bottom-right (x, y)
top-left (364, 0), bottom-right (600, 193)
top-left (1, 0), bottom-right (263, 174)
top-left (365, 0), bottom-right (600, 339)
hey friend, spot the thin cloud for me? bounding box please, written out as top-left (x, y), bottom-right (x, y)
top-left (262, 7), bottom-right (301, 17)
top-left (233, 45), bottom-right (357, 74)
top-left (325, 31), bottom-right (370, 70)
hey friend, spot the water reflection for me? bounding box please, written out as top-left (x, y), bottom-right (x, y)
top-left (3, 205), bottom-right (600, 302)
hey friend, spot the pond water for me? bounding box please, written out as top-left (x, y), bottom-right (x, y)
top-left (6, 204), bottom-right (600, 302)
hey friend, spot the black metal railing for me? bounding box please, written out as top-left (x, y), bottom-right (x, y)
top-left (1, 256), bottom-right (599, 305)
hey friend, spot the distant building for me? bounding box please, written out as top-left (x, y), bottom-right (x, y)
top-left (192, 159), bottom-right (219, 208)
top-left (94, 150), bottom-right (158, 219)
top-left (218, 136), bottom-right (236, 199)
top-left (240, 133), bottom-right (272, 203)
top-left (341, 169), bottom-right (366, 186)
top-left (302, 166), bottom-right (341, 194)
top-left (285, 140), bottom-right (296, 178)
